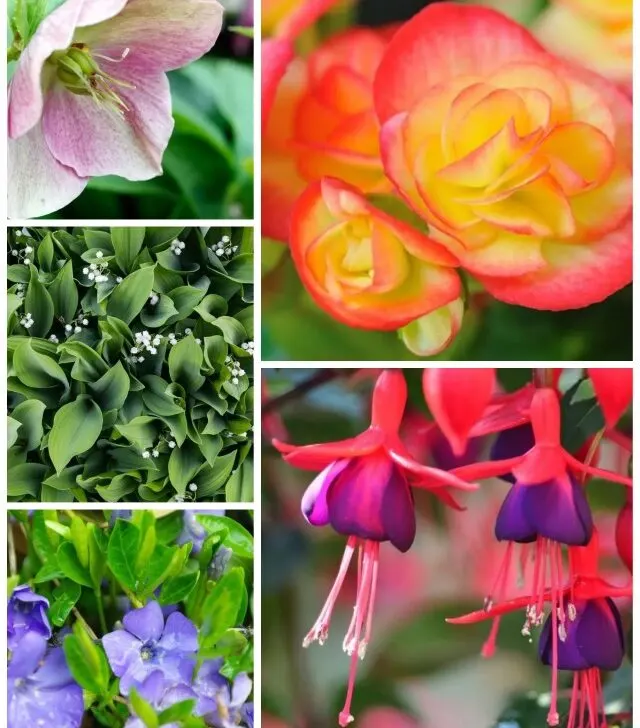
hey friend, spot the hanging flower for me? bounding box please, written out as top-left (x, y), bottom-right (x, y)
top-left (8, 585), bottom-right (52, 649)
top-left (273, 369), bottom-right (478, 726)
top-left (8, 0), bottom-right (224, 218)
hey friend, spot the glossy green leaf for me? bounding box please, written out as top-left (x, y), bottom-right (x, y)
top-left (63, 621), bottom-right (110, 695)
top-left (168, 335), bottom-right (205, 391)
top-left (48, 580), bottom-right (82, 627)
top-left (48, 260), bottom-right (79, 324)
top-left (107, 520), bottom-right (140, 592)
top-left (111, 227), bottom-right (146, 272)
top-left (57, 541), bottom-right (92, 587)
top-left (89, 361), bottom-right (130, 411)
top-left (197, 515), bottom-right (253, 559)
top-left (11, 399), bottom-right (47, 452)
top-left (24, 264), bottom-right (54, 337)
top-left (48, 395), bottom-right (103, 473)
top-left (8, 463), bottom-right (48, 497)
top-left (199, 567), bottom-right (245, 647)
top-left (107, 264), bottom-right (156, 323)
top-left (13, 339), bottom-right (68, 389)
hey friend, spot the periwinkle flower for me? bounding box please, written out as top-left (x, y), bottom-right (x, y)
top-left (125, 670), bottom-right (213, 728)
top-left (177, 509), bottom-right (225, 555)
top-left (8, 585), bottom-right (52, 649)
top-left (8, 0), bottom-right (224, 218)
top-left (209, 545), bottom-right (233, 581)
top-left (102, 601), bottom-right (197, 695)
top-left (9, 632), bottom-right (84, 728)
top-left (193, 660), bottom-right (252, 728)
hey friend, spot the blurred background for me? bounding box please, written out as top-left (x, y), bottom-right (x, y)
top-left (261, 368), bottom-right (632, 728)
top-left (43, 0), bottom-right (254, 220)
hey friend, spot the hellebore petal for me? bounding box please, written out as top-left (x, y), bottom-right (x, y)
top-left (79, 0), bottom-right (224, 73)
top-left (327, 452), bottom-right (416, 552)
top-left (588, 368), bottom-right (633, 428)
top-left (422, 368), bottom-right (496, 456)
top-left (42, 64), bottom-right (172, 180)
top-left (7, 122), bottom-right (88, 219)
top-left (495, 475), bottom-right (593, 546)
top-left (301, 460), bottom-right (348, 526)
top-left (273, 428), bottom-right (385, 470)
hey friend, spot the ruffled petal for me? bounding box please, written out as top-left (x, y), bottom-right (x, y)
top-left (78, 0), bottom-right (224, 72)
top-left (374, 4), bottom-right (547, 123)
top-left (7, 122), bottom-right (87, 219)
top-left (301, 460), bottom-right (348, 526)
top-left (42, 62), bottom-right (172, 180)
top-left (262, 38), bottom-right (295, 130)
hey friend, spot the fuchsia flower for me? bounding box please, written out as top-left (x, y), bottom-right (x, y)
top-left (444, 387), bottom-right (632, 662)
top-left (449, 535), bottom-right (631, 728)
top-left (273, 370), bottom-right (478, 727)
top-left (8, 0), bottom-right (224, 218)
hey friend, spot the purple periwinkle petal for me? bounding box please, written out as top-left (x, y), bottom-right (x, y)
top-left (9, 634), bottom-right (83, 728)
top-left (123, 600), bottom-right (165, 642)
top-left (177, 509), bottom-right (225, 555)
top-left (539, 598), bottom-right (625, 672)
top-left (194, 659), bottom-right (253, 728)
top-left (8, 584), bottom-right (52, 649)
top-left (326, 454), bottom-right (416, 552)
top-left (158, 612), bottom-right (199, 653)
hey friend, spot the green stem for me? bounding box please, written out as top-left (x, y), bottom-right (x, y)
top-left (95, 589), bottom-right (107, 634)
top-left (8, 525), bottom-right (17, 577)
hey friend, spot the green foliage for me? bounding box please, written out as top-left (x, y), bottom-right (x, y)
top-left (7, 227), bottom-right (254, 502)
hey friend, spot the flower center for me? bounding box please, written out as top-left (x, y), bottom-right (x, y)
top-left (50, 44), bottom-right (134, 116)
top-left (140, 642), bottom-right (159, 662)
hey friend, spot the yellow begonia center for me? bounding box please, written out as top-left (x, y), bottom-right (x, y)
top-left (50, 44), bottom-right (134, 115)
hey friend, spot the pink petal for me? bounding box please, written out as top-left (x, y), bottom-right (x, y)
top-left (42, 61), bottom-right (172, 180)
top-left (8, 0), bottom-right (85, 140)
top-left (8, 121), bottom-right (87, 219)
top-left (8, 0), bottom-right (128, 141)
top-left (79, 0), bottom-right (224, 73)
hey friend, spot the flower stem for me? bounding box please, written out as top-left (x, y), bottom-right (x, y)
top-left (8, 525), bottom-right (17, 577)
top-left (95, 589), bottom-right (108, 634)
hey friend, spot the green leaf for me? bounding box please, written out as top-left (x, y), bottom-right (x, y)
top-left (37, 233), bottom-right (54, 270)
top-left (130, 688), bottom-right (160, 728)
top-left (69, 514), bottom-right (90, 568)
top-left (48, 260), bottom-right (79, 324)
top-left (31, 510), bottom-right (60, 562)
top-left (158, 699), bottom-right (197, 725)
top-left (48, 395), bottom-right (103, 473)
top-left (140, 293), bottom-right (179, 327)
top-left (58, 341), bottom-right (109, 382)
top-left (8, 417), bottom-right (21, 448)
top-left (168, 441), bottom-right (203, 496)
top-left (63, 621), bottom-right (110, 695)
top-left (88, 523), bottom-right (107, 589)
top-left (13, 339), bottom-right (68, 389)
top-left (89, 361), bottom-right (130, 412)
top-left (199, 567), bottom-right (245, 647)
top-left (115, 416), bottom-right (159, 451)
top-left (107, 520), bottom-right (140, 591)
top-left (159, 570), bottom-right (200, 605)
top-left (225, 460), bottom-right (253, 502)
top-left (57, 541), bottom-right (93, 587)
top-left (8, 463), bottom-right (48, 497)
top-left (111, 227), bottom-right (146, 273)
top-left (195, 453), bottom-right (236, 498)
top-left (138, 543), bottom-right (181, 597)
top-left (107, 264), bottom-right (156, 324)
top-left (196, 515), bottom-right (253, 559)
top-left (24, 264), bottom-right (54, 337)
top-left (48, 580), bottom-right (82, 627)
top-left (168, 335), bottom-right (205, 391)
top-left (11, 399), bottom-right (46, 452)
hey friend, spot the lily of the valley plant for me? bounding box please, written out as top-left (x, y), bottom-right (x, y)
top-left (272, 367), bottom-right (633, 727)
top-left (8, 0), bottom-right (224, 218)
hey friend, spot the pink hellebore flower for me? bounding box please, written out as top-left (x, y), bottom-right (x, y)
top-left (8, 0), bottom-right (224, 218)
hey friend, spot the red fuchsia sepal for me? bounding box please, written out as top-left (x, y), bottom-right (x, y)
top-left (615, 492), bottom-right (632, 573)
top-left (469, 383), bottom-right (536, 437)
top-left (422, 368), bottom-right (497, 456)
top-left (447, 388), bottom-right (633, 488)
top-left (588, 368), bottom-right (633, 429)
